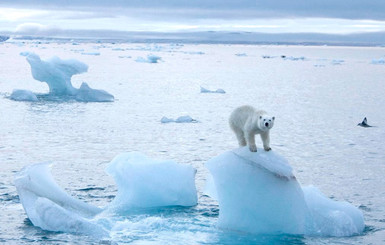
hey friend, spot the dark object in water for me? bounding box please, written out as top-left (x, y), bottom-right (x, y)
top-left (357, 117), bottom-right (372, 127)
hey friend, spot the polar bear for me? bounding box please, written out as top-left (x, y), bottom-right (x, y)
top-left (229, 105), bottom-right (275, 152)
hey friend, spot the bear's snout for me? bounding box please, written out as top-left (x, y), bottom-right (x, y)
top-left (265, 122), bottom-right (269, 127)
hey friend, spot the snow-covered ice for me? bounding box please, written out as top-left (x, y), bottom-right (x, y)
top-left (205, 147), bottom-right (365, 236)
top-left (10, 89), bottom-right (38, 102)
top-left (371, 57), bottom-right (385, 64)
top-left (81, 52), bottom-right (101, 56)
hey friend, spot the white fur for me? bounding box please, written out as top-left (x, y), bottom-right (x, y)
top-left (229, 105), bottom-right (275, 152)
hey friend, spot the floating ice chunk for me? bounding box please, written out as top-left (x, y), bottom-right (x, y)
top-left (75, 82), bottom-right (114, 102)
top-left (303, 186), bottom-right (365, 237)
top-left (26, 53), bottom-right (87, 95)
top-left (200, 86), bottom-right (226, 94)
top-left (106, 152), bottom-right (197, 211)
top-left (81, 52), bottom-right (101, 56)
top-left (14, 163), bottom-right (105, 235)
top-left (161, 116), bottom-right (175, 123)
top-left (161, 115), bottom-right (198, 123)
top-left (20, 51), bottom-right (31, 57)
top-left (205, 147), bottom-right (364, 236)
top-left (10, 89), bottom-right (38, 102)
top-left (136, 54), bottom-right (162, 63)
top-left (371, 57), bottom-right (385, 64)
top-left (175, 115), bottom-right (197, 123)
top-left (283, 56), bottom-right (306, 61)
top-left (262, 55), bottom-right (277, 59)
top-left (22, 53), bottom-right (114, 102)
top-left (332, 59), bottom-right (344, 65)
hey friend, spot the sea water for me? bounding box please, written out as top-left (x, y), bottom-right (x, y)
top-left (1, 40), bottom-right (385, 244)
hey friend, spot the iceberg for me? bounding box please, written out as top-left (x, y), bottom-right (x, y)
top-left (15, 153), bottom-right (197, 235)
top-left (106, 152), bottom-right (197, 212)
top-left (10, 89), bottom-right (38, 102)
top-left (20, 53), bottom-right (114, 102)
top-left (200, 86), bottom-right (226, 94)
top-left (26, 53), bottom-right (86, 95)
top-left (371, 57), bottom-right (385, 64)
top-left (14, 163), bottom-right (107, 236)
top-left (205, 147), bottom-right (365, 236)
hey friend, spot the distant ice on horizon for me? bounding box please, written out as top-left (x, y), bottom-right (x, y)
top-left (161, 115), bottom-right (198, 123)
top-left (136, 54), bottom-right (162, 63)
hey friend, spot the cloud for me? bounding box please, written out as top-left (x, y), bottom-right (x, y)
top-left (1, 0), bottom-right (385, 21)
top-left (15, 23), bottom-right (62, 36)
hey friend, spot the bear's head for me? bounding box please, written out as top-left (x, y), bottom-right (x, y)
top-left (259, 115), bottom-right (275, 131)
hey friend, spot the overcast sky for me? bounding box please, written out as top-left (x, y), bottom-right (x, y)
top-left (1, 0), bottom-right (385, 37)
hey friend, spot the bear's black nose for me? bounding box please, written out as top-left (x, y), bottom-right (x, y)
top-left (265, 122), bottom-right (269, 127)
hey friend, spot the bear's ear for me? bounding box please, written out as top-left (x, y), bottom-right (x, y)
top-left (259, 116), bottom-right (262, 119)
top-left (272, 116), bottom-right (275, 120)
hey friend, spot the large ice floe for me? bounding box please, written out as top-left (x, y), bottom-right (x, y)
top-left (14, 153), bottom-right (197, 236)
top-left (11, 52), bottom-right (114, 102)
top-left (15, 149), bottom-right (364, 238)
top-left (205, 147), bottom-right (365, 237)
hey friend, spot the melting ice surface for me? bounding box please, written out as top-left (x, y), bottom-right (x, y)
top-left (11, 53), bottom-right (114, 102)
top-left (205, 147), bottom-right (365, 237)
top-left (14, 148), bottom-right (364, 240)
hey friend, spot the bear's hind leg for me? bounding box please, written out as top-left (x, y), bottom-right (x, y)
top-left (246, 131), bottom-right (257, 152)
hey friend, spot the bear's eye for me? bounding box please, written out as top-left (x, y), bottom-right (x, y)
top-left (263, 119), bottom-right (266, 121)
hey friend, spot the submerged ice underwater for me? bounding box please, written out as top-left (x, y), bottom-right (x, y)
top-left (2, 41), bottom-right (385, 244)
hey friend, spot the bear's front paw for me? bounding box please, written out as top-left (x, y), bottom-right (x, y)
top-left (264, 147), bottom-right (272, 151)
top-left (249, 145), bottom-right (257, 152)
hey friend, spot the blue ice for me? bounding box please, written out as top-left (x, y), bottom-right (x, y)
top-left (11, 53), bottom-right (114, 102)
top-left (14, 149), bottom-right (364, 238)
